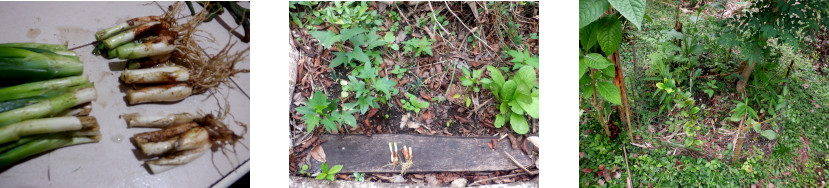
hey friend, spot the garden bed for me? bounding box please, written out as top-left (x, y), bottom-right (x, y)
top-left (288, 1), bottom-right (540, 186)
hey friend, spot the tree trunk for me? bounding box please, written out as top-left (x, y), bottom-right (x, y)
top-left (736, 60), bottom-right (755, 95)
top-left (611, 51), bottom-right (634, 143)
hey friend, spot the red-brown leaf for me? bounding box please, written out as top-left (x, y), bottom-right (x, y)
top-left (508, 134), bottom-right (518, 149)
top-left (454, 115), bottom-right (470, 124)
top-left (300, 136), bottom-right (318, 150)
top-left (471, 61), bottom-right (484, 67)
top-left (367, 108), bottom-right (379, 118)
top-left (420, 91), bottom-right (432, 101)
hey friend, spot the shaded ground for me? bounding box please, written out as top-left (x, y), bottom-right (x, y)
top-left (289, 2), bottom-right (539, 186)
top-left (579, 0), bottom-right (829, 187)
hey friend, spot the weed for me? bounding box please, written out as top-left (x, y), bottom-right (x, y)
top-left (402, 37), bottom-right (434, 57)
top-left (483, 65), bottom-right (538, 134)
top-left (391, 65), bottom-right (407, 78)
top-left (460, 66), bottom-right (484, 92)
top-left (353, 172), bottom-right (365, 182)
top-left (315, 163), bottom-right (343, 181)
top-left (400, 93), bottom-right (430, 114)
top-left (296, 91), bottom-right (358, 133)
top-left (655, 78), bottom-right (703, 147)
top-left (506, 49), bottom-right (539, 70)
top-left (299, 164), bottom-right (310, 176)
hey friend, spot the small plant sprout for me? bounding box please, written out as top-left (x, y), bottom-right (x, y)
top-left (384, 32), bottom-right (399, 51)
top-left (353, 172), bottom-right (365, 182)
top-left (461, 66), bottom-right (485, 92)
top-left (400, 93), bottom-right (430, 113)
top-left (391, 65), bottom-right (408, 78)
top-left (295, 90), bottom-right (358, 133)
top-left (299, 164), bottom-right (310, 176)
top-left (402, 36), bottom-right (434, 57)
top-left (506, 49), bottom-right (539, 70)
top-left (315, 163), bottom-right (343, 181)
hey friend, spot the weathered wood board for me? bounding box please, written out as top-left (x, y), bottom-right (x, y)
top-left (303, 134), bottom-right (536, 174)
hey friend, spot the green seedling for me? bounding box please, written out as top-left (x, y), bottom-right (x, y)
top-left (482, 65), bottom-right (539, 134)
top-left (315, 163), bottom-right (343, 181)
top-left (402, 37), bottom-right (433, 57)
top-left (295, 90), bottom-right (358, 133)
top-left (400, 93), bottom-right (430, 114)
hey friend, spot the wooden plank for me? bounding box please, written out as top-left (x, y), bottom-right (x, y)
top-left (303, 134), bottom-right (535, 174)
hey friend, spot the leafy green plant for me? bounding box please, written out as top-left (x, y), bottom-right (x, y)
top-left (400, 93), bottom-right (430, 114)
top-left (506, 49), bottom-right (539, 70)
top-left (579, 0), bottom-right (646, 138)
top-left (295, 91), bottom-right (358, 133)
top-left (431, 13), bottom-right (449, 34)
top-left (383, 32), bottom-right (399, 51)
top-left (402, 37), bottom-right (434, 57)
top-left (729, 99), bottom-right (777, 140)
top-left (741, 147), bottom-right (764, 174)
top-left (353, 172), bottom-right (365, 182)
top-left (702, 80), bottom-right (718, 98)
top-left (716, 0), bottom-right (829, 94)
top-left (320, 2), bottom-right (382, 29)
top-left (390, 65), bottom-right (407, 78)
top-left (340, 63), bottom-right (399, 114)
top-left (460, 67), bottom-right (484, 92)
top-left (309, 27), bottom-right (388, 68)
top-left (388, 22), bottom-right (400, 32)
top-left (315, 163), bottom-right (343, 181)
top-left (299, 164), bottom-right (310, 176)
top-left (655, 78), bottom-right (703, 147)
top-left (579, 52), bottom-right (621, 136)
top-left (482, 65), bottom-right (539, 134)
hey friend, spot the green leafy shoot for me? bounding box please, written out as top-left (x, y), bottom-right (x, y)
top-left (295, 90), bottom-right (356, 133)
top-left (384, 32), bottom-right (400, 51)
top-left (506, 49), bottom-right (539, 70)
top-left (483, 65), bottom-right (539, 134)
top-left (353, 172), bottom-right (365, 182)
top-left (309, 30), bottom-right (341, 49)
top-left (460, 67), bottom-right (484, 92)
top-left (391, 65), bottom-right (408, 78)
top-left (402, 37), bottom-right (434, 57)
top-left (400, 93), bottom-right (430, 113)
top-left (315, 163), bottom-right (343, 181)
top-left (299, 164), bottom-right (310, 176)
top-left (373, 76), bottom-right (398, 100)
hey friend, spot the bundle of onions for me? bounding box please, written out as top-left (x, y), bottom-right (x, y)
top-left (0, 44), bottom-right (101, 169)
top-left (123, 112), bottom-right (243, 174)
top-left (94, 2), bottom-right (249, 105)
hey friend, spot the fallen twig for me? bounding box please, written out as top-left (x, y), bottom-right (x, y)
top-left (623, 145), bottom-right (633, 188)
top-left (631, 142), bottom-right (652, 149)
top-left (467, 98), bottom-right (492, 119)
top-left (444, 1), bottom-right (495, 52)
top-left (428, 2), bottom-right (454, 50)
top-left (503, 150), bottom-right (533, 174)
top-left (468, 171), bottom-right (536, 186)
top-left (694, 71), bottom-right (739, 79)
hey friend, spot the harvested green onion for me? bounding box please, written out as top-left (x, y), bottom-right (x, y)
top-left (0, 116), bottom-right (98, 145)
top-left (0, 86), bottom-right (96, 127)
top-left (0, 47), bottom-right (83, 85)
top-left (0, 131), bottom-right (100, 169)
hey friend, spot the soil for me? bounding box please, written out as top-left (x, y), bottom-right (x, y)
top-left (289, 2), bottom-right (540, 186)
